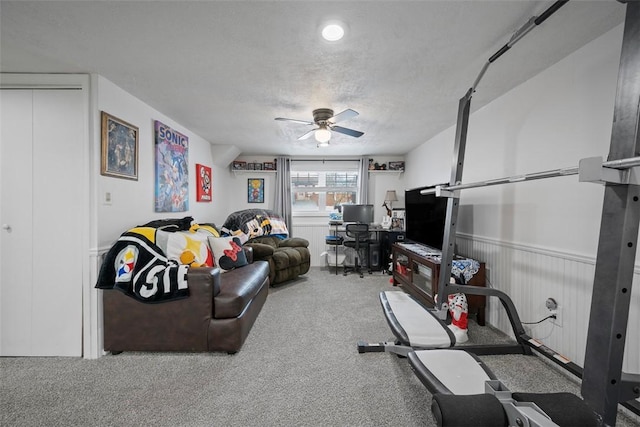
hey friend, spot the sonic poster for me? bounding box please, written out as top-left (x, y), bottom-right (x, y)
top-left (155, 121), bottom-right (189, 212)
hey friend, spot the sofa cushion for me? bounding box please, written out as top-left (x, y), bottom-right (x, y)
top-left (247, 235), bottom-right (282, 248)
top-left (208, 236), bottom-right (248, 272)
top-left (272, 247), bottom-right (301, 270)
top-left (213, 260), bottom-right (270, 319)
top-left (278, 237), bottom-right (309, 248)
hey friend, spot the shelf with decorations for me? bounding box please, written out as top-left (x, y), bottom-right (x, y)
top-left (231, 169), bottom-right (276, 174)
top-left (231, 159), bottom-right (277, 173)
top-left (368, 158), bottom-right (405, 175)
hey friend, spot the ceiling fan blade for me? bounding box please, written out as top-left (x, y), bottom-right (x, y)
top-left (329, 108), bottom-right (359, 124)
top-left (297, 129), bottom-right (316, 140)
top-left (275, 117), bottom-right (314, 125)
top-left (331, 125), bottom-right (364, 138)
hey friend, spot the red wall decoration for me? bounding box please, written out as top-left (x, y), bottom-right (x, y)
top-left (196, 163), bottom-right (212, 202)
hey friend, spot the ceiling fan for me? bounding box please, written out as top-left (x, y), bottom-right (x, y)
top-left (275, 108), bottom-right (364, 146)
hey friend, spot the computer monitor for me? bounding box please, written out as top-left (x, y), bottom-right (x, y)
top-left (342, 204), bottom-right (374, 224)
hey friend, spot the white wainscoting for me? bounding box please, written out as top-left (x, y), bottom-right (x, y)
top-left (456, 233), bottom-right (640, 378)
top-left (291, 223), bottom-right (330, 268)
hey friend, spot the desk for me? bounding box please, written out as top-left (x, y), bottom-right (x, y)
top-left (327, 223), bottom-right (405, 273)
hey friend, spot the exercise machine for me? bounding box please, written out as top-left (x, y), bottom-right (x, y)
top-left (359, 1), bottom-right (640, 424)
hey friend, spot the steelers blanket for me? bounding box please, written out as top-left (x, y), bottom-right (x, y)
top-left (96, 229), bottom-right (190, 303)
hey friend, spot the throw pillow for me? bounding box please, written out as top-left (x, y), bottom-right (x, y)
top-left (208, 236), bottom-right (248, 272)
top-left (164, 231), bottom-right (214, 267)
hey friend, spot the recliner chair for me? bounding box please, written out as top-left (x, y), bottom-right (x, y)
top-left (343, 223), bottom-right (370, 278)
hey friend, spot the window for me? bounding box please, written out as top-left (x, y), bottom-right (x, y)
top-left (291, 160), bottom-right (361, 214)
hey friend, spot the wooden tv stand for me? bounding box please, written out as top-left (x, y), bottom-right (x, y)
top-left (392, 243), bottom-right (486, 326)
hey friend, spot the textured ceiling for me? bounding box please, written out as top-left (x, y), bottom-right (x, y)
top-left (0, 1), bottom-right (626, 157)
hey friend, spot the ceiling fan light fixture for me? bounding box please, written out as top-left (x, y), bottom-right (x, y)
top-left (314, 127), bottom-right (332, 143)
top-left (321, 23), bottom-right (344, 42)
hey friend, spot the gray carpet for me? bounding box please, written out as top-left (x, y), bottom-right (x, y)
top-left (1, 268), bottom-right (637, 426)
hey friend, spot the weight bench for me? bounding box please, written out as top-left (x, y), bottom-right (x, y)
top-left (408, 349), bottom-right (598, 427)
top-left (358, 290), bottom-right (532, 357)
top-left (357, 291), bottom-right (456, 356)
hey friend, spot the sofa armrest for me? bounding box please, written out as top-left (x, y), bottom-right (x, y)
top-left (187, 266), bottom-right (221, 297)
top-left (244, 242), bottom-right (274, 260)
top-left (103, 266), bottom-right (222, 352)
top-left (279, 237), bottom-right (309, 248)
top-left (243, 245), bottom-right (254, 264)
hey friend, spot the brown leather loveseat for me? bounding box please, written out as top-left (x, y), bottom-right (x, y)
top-left (102, 247), bottom-right (269, 354)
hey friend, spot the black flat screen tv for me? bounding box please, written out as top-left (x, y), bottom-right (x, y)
top-left (342, 204), bottom-right (374, 224)
top-left (405, 186), bottom-right (448, 249)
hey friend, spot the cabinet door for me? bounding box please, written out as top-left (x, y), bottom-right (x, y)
top-left (0, 89), bottom-right (83, 356)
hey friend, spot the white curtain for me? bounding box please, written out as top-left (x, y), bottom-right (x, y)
top-left (275, 156), bottom-right (292, 231)
top-left (358, 156), bottom-right (369, 204)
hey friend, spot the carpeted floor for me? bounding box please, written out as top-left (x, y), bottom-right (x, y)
top-left (1, 267), bottom-right (637, 426)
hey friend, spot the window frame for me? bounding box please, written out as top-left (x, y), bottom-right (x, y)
top-left (290, 160), bottom-right (361, 216)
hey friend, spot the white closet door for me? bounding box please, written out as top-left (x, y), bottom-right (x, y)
top-left (0, 89), bottom-right (83, 356)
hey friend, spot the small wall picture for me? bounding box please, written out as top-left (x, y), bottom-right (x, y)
top-left (100, 111), bottom-right (139, 180)
top-left (253, 162), bottom-right (263, 170)
top-left (247, 162), bottom-right (256, 170)
top-left (388, 161), bottom-right (405, 171)
top-left (263, 162), bottom-right (275, 170)
top-left (391, 217), bottom-right (405, 230)
top-left (196, 163), bottom-right (212, 202)
top-left (248, 178), bottom-right (264, 203)
top-left (392, 208), bottom-right (405, 219)
top-left (232, 161), bottom-right (247, 170)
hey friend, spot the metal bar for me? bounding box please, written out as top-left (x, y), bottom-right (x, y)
top-left (436, 91), bottom-right (472, 310)
top-left (444, 284), bottom-right (532, 355)
top-left (472, 0), bottom-right (569, 92)
top-left (603, 156), bottom-right (640, 169)
top-left (582, 2), bottom-right (640, 425)
top-left (419, 156), bottom-right (640, 195)
top-left (420, 166), bottom-right (579, 195)
top-left (534, 1), bottom-right (569, 25)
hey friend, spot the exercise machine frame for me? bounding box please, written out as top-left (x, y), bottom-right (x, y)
top-left (430, 1), bottom-right (640, 424)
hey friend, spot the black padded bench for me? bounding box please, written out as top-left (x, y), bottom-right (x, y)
top-left (408, 349), bottom-right (598, 427)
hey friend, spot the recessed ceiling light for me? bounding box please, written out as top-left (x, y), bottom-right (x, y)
top-left (322, 24), bottom-right (344, 42)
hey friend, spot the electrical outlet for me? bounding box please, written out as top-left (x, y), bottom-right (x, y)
top-left (551, 306), bottom-right (562, 327)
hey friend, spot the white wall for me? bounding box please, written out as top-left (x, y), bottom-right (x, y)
top-left (407, 25), bottom-right (620, 255)
top-left (405, 24), bottom-right (639, 381)
top-left (225, 155), bottom-right (278, 216)
top-left (96, 76), bottom-right (228, 247)
top-left (91, 76), bottom-right (233, 356)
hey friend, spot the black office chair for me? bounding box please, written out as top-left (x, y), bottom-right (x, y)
top-left (343, 223), bottom-right (371, 278)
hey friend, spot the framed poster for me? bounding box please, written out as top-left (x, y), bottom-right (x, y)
top-left (196, 163), bottom-right (212, 202)
top-left (154, 120), bottom-right (189, 212)
top-left (248, 178), bottom-right (264, 203)
top-left (100, 112), bottom-right (139, 180)
top-left (263, 162), bottom-right (275, 170)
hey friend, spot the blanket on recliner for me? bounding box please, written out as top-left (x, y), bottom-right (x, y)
top-left (221, 209), bottom-right (288, 243)
top-left (96, 228), bottom-right (190, 303)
